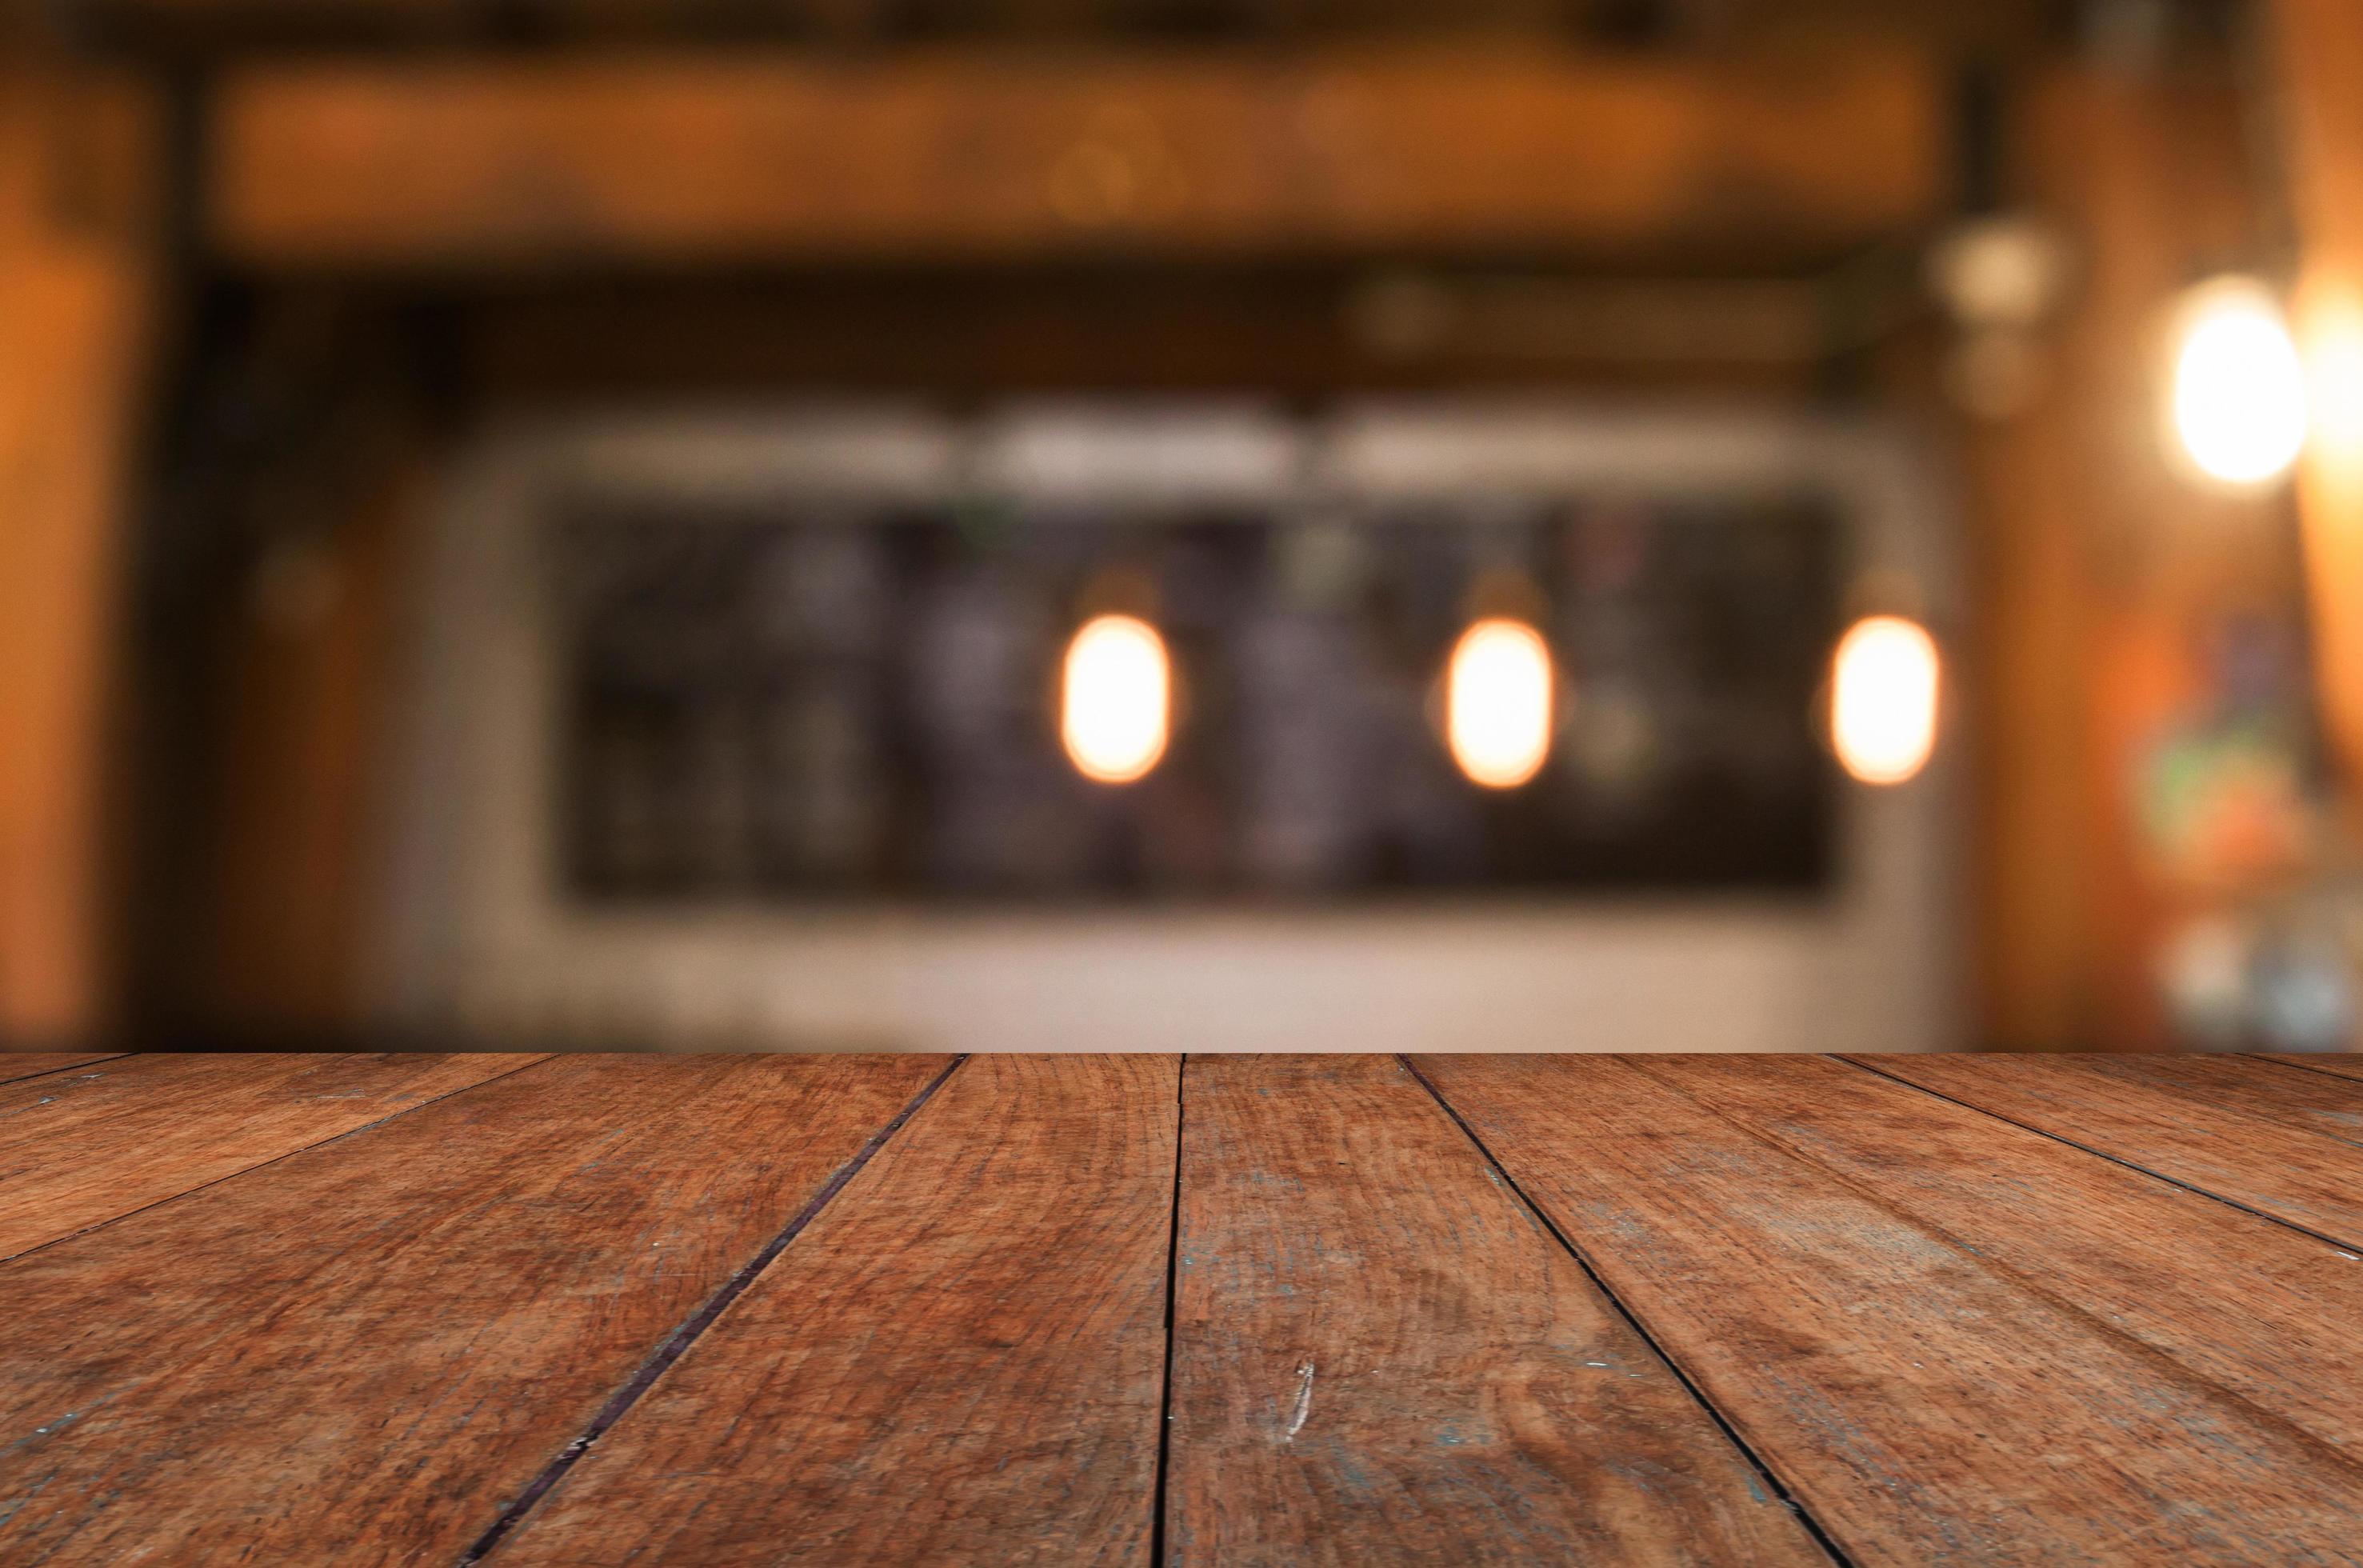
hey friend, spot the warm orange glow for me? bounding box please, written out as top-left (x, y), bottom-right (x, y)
top-left (1831, 615), bottom-right (1940, 786)
top-left (1447, 618), bottom-right (1553, 789)
top-left (1061, 614), bottom-right (1170, 784)
top-left (2305, 292), bottom-right (2363, 457)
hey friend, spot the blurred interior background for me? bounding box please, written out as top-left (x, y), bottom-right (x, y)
top-left (4, 0), bottom-right (2361, 1054)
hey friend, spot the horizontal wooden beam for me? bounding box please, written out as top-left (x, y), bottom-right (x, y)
top-left (208, 46), bottom-right (1943, 269)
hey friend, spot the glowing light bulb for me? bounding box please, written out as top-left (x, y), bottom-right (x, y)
top-left (1447, 618), bottom-right (1553, 789)
top-left (1062, 614), bottom-right (1170, 784)
top-left (1831, 615), bottom-right (1940, 786)
top-left (2169, 278), bottom-right (2308, 486)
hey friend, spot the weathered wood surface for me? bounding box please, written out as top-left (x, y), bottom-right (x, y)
top-left (7, 1050), bottom-right (2361, 1566)
top-left (1854, 1051), bottom-right (2363, 1246)
top-left (1641, 1054), bottom-right (2363, 1458)
top-left (1417, 1053), bottom-right (2363, 1565)
top-left (0, 1051), bottom-right (117, 1085)
top-left (0, 1051), bottom-right (543, 1259)
top-left (494, 1053), bottom-right (1178, 1567)
top-left (0, 1053), bottom-right (946, 1566)
top-left (2259, 1052), bottom-right (2363, 1084)
top-left (1165, 1054), bottom-right (1824, 1566)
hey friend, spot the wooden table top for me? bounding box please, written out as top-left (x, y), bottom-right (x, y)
top-left (2, 1050), bottom-right (2361, 1565)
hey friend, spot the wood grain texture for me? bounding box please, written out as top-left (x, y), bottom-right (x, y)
top-left (1417, 1054), bottom-right (2363, 1566)
top-left (1645, 1054), bottom-right (2363, 1457)
top-left (2257, 1053), bottom-right (2363, 1085)
top-left (1167, 1054), bottom-right (1826, 1567)
top-left (0, 1052), bottom-right (946, 1566)
top-left (1853, 1052), bottom-right (2363, 1246)
top-left (0, 1052), bottom-right (116, 1085)
top-left (0, 1050), bottom-right (543, 1258)
top-left (494, 1053), bottom-right (1178, 1567)
top-left (209, 48), bottom-right (1938, 268)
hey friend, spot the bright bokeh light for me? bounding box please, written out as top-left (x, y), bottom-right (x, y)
top-left (1062, 614), bottom-right (1170, 784)
top-left (2170, 278), bottom-right (2308, 486)
top-left (1447, 618), bottom-right (1553, 789)
top-left (2305, 293), bottom-right (2363, 457)
top-left (1831, 615), bottom-right (1941, 786)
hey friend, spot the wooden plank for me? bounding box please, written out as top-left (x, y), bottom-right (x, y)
top-left (0, 1052), bottom-right (947, 1565)
top-left (1167, 1054), bottom-right (1826, 1566)
top-left (1853, 1052), bottom-right (2363, 1246)
top-left (2257, 1053), bottom-right (2363, 1085)
top-left (1417, 1054), bottom-right (2363, 1564)
top-left (493, 1053), bottom-right (1176, 1566)
top-left (208, 47), bottom-right (1940, 269)
top-left (0, 1051), bottom-right (117, 1086)
top-left (0, 1050), bottom-right (542, 1259)
top-left (1643, 1054), bottom-right (2363, 1457)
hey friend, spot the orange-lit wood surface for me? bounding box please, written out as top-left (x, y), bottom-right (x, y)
top-left (3, 1050), bottom-right (2362, 1562)
top-left (207, 46), bottom-right (1941, 268)
top-left (0, 74), bottom-right (157, 1045)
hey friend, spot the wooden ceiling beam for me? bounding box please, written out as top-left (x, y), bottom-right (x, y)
top-left (206, 46), bottom-right (1944, 270)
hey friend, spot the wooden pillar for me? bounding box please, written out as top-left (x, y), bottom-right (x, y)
top-left (2270, 0), bottom-right (2363, 806)
top-left (0, 70), bottom-right (157, 1043)
top-left (199, 455), bottom-right (418, 1039)
top-left (1972, 63), bottom-right (2274, 1049)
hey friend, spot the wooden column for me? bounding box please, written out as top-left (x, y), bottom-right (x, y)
top-left (1972, 64), bottom-right (2274, 1049)
top-left (2270, 0), bottom-right (2363, 805)
top-left (0, 71), bottom-right (156, 1044)
top-left (199, 457), bottom-right (418, 1038)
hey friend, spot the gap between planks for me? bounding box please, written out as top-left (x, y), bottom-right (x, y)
top-left (458, 1053), bottom-right (968, 1566)
top-left (1836, 1054), bottom-right (2363, 1258)
top-left (1396, 1054), bottom-right (1856, 1568)
top-left (0, 1052), bottom-right (128, 1087)
top-left (1150, 1053), bottom-right (1188, 1568)
top-left (2245, 1052), bottom-right (2363, 1088)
